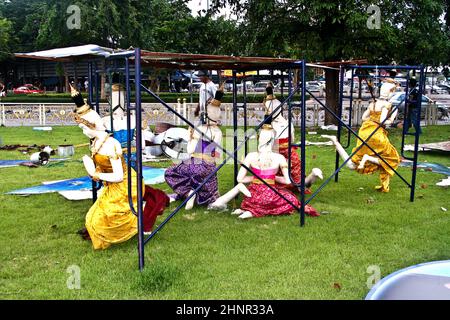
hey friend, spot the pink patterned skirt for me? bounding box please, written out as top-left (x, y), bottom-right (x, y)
top-left (240, 183), bottom-right (300, 217)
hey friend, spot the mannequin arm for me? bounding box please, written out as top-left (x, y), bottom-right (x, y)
top-left (385, 103), bottom-right (397, 125)
top-left (97, 158), bottom-right (124, 183)
top-left (379, 107), bottom-right (390, 125)
top-left (212, 131), bottom-right (223, 159)
top-left (361, 105), bottom-right (371, 121)
top-left (187, 128), bottom-right (198, 154)
top-left (236, 155), bottom-right (253, 184)
top-left (275, 157), bottom-right (292, 185)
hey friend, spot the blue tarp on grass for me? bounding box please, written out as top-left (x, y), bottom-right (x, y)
top-left (6, 166), bottom-right (166, 195)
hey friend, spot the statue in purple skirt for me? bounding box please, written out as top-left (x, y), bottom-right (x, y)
top-left (164, 83), bottom-right (224, 210)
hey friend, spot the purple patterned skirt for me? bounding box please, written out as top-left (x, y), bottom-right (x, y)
top-left (164, 158), bottom-right (219, 206)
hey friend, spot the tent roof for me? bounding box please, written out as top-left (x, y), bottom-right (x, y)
top-left (14, 45), bottom-right (367, 70)
top-left (14, 44), bottom-right (118, 62)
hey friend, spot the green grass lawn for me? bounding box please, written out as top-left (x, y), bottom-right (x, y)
top-left (0, 125), bottom-right (449, 300)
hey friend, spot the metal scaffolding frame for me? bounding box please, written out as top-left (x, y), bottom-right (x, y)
top-left (86, 48), bottom-right (423, 271)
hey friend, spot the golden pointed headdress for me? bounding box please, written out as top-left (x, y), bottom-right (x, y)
top-left (70, 84), bottom-right (91, 116)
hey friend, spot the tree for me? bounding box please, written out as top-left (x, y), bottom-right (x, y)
top-left (210, 0), bottom-right (450, 124)
top-left (0, 17), bottom-right (13, 61)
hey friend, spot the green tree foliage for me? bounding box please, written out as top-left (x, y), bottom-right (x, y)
top-left (210, 0), bottom-right (450, 65)
top-left (0, 0), bottom-right (240, 54)
top-left (0, 17), bottom-right (13, 60)
top-left (0, 0), bottom-right (448, 66)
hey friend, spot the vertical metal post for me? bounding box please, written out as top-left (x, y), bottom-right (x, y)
top-left (232, 70), bottom-right (238, 186)
top-left (87, 62), bottom-right (93, 105)
top-left (243, 74), bottom-right (248, 156)
top-left (410, 66), bottom-right (424, 202)
top-left (288, 69), bottom-right (292, 123)
top-left (400, 71), bottom-right (411, 154)
top-left (94, 62), bottom-right (100, 114)
top-left (300, 62), bottom-right (306, 227)
top-left (92, 61), bottom-right (99, 203)
top-left (1, 104), bottom-right (4, 126)
top-left (345, 68), bottom-right (355, 148)
top-left (335, 65), bottom-right (345, 182)
top-left (135, 48), bottom-right (145, 271)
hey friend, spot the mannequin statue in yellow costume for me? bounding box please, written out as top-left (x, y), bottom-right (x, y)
top-left (322, 79), bottom-right (400, 192)
top-left (71, 85), bottom-right (141, 250)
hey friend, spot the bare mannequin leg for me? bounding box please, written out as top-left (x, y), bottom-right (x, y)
top-left (208, 183), bottom-right (251, 210)
top-left (305, 168), bottom-right (323, 187)
top-left (238, 211), bottom-right (254, 219)
top-left (358, 154), bottom-right (380, 170)
top-left (185, 190), bottom-right (196, 210)
top-left (321, 135), bottom-right (356, 170)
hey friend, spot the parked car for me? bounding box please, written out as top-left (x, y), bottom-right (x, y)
top-left (306, 83), bottom-right (322, 93)
top-left (437, 84), bottom-right (450, 93)
top-left (389, 92), bottom-right (449, 120)
top-left (13, 84), bottom-right (44, 94)
top-left (252, 81), bottom-right (273, 92)
top-left (430, 85), bottom-right (448, 94)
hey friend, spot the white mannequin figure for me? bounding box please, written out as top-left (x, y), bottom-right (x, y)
top-left (102, 84), bottom-right (136, 132)
top-left (263, 87), bottom-right (295, 145)
top-left (164, 84), bottom-right (225, 211)
top-left (184, 99), bottom-right (223, 210)
top-left (70, 85), bottom-right (124, 183)
top-left (264, 83), bottom-right (323, 190)
top-left (321, 80), bottom-right (400, 192)
top-left (78, 110), bottom-right (125, 183)
top-left (209, 126), bottom-right (287, 218)
top-left (209, 123), bottom-right (326, 219)
top-left (322, 81), bottom-right (397, 170)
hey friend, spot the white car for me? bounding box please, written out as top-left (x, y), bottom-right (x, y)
top-left (389, 92), bottom-right (449, 119)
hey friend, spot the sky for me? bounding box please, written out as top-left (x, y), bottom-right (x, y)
top-left (187, 0), bottom-right (235, 19)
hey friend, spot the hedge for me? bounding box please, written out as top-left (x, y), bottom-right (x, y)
top-left (0, 92), bottom-right (309, 104)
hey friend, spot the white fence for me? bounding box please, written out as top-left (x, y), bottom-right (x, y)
top-left (0, 101), bottom-right (447, 128)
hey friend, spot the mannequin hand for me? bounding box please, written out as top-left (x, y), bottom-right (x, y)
top-left (82, 155), bottom-right (96, 176)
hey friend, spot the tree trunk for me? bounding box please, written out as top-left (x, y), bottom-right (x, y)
top-left (324, 69), bottom-right (339, 125)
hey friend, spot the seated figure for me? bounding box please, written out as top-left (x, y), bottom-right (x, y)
top-left (209, 123), bottom-right (319, 218)
top-left (71, 86), bottom-right (169, 249)
top-left (263, 83), bottom-right (323, 192)
top-left (322, 79), bottom-right (400, 192)
top-left (164, 85), bottom-right (224, 210)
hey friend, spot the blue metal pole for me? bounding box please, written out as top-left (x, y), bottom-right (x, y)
top-left (343, 67), bottom-right (354, 149)
top-left (307, 88), bottom-right (411, 187)
top-left (232, 70), bottom-right (238, 187)
top-left (335, 65), bottom-right (345, 182)
top-left (400, 71), bottom-right (411, 158)
top-left (300, 61), bottom-right (306, 227)
top-left (125, 57), bottom-right (137, 216)
top-left (410, 66), bottom-right (425, 202)
top-left (243, 74), bottom-right (248, 156)
top-left (134, 48), bottom-right (145, 271)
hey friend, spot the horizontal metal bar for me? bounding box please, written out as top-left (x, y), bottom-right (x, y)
top-left (347, 65), bottom-right (422, 70)
top-left (307, 89), bottom-right (412, 188)
top-left (142, 83), bottom-right (304, 245)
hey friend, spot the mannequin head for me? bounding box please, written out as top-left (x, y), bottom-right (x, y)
top-left (264, 83), bottom-right (283, 120)
top-left (379, 82), bottom-right (397, 100)
top-left (197, 70), bottom-right (211, 84)
top-left (71, 85), bottom-right (106, 138)
top-left (258, 124), bottom-right (276, 152)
